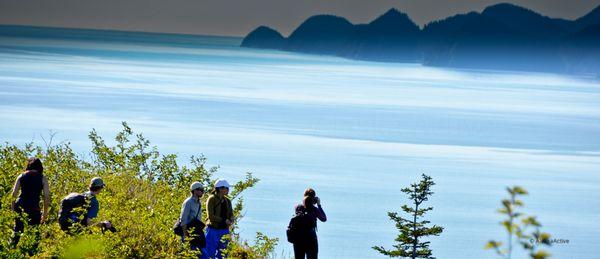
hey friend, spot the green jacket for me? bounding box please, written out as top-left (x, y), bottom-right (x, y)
top-left (206, 194), bottom-right (233, 229)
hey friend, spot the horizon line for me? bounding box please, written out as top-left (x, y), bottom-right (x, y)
top-left (0, 23), bottom-right (244, 38)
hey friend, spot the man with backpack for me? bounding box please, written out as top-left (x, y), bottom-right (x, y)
top-left (58, 177), bottom-right (114, 233)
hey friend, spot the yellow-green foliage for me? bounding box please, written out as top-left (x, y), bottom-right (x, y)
top-left (485, 186), bottom-right (551, 259)
top-left (0, 122), bottom-right (277, 258)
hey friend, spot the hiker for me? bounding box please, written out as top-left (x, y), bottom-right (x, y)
top-left (58, 177), bottom-right (114, 233)
top-left (10, 157), bottom-right (50, 252)
top-left (205, 179), bottom-right (234, 259)
top-left (179, 181), bottom-right (207, 257)
top-left (292, 188), bottom-right (327, 259)
top-left (287, 196), bottom-right (316, 256)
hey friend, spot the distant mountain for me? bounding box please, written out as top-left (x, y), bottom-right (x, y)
top-left (240, 26), bottom-right (285, 49)
top-left (425, 14), bottom-right (517, 68)
top-left (425, 5), bottom-right (566, 72)
top-left (422, 12), bottom-right (480, 44)
top-left (565, 5), bottom-right (600, 73)
top-left (562, 23), bottom-right (600, 74)
top-left (241, 3), bottom-right (600, 75)
top-left (421, 12), bottom-right (486, 64)
top-left (481, 3), bottom-right (574, 38)
top-left (285, 15), bottom-right (356, 55)
top-left (350, 8), bottom-right (421, 62)
top-left (571, 23), bottom-right (600, 45)
top-left (575, 5), bottom-right (600, 29)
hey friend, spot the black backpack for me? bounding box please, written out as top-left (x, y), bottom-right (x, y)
top-left (58, 192), bottom-right (90, 222)
top-left (286, 211), bottom-right (315, 243)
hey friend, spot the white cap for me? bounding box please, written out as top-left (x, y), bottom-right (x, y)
top-left (190, 181), bottom-right (204, 191)
top-left (214, 179), bottom-right (230, 188)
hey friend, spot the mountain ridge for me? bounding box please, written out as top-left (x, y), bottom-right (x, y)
top-left (241, 3), bottom-right (600, 74)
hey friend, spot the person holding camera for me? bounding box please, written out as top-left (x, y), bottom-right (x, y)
top-left (293, 188), bottom-right (327, 259)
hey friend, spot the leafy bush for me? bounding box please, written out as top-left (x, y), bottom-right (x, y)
top-left (485, 186), bottom-right (551, 259)
top-left (0, 122), bottom-right (277, 258)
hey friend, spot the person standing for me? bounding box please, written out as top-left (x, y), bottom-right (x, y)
top-left (10, 157), bottom-right (50, 252)
top-left (205, 179), bottom-right (234, 259)
top-left (293, 188), bottom-right (327, 259)
top-left (179, 181), bottom-right (207, 257)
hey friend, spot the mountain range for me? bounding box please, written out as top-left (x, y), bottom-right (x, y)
top-left (241, 3), bottom-right (600, 74)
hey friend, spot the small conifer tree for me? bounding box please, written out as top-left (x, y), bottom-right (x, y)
top-left (373, 174), bottom-right (443, 258)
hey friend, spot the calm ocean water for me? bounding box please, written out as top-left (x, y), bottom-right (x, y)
top-left (1, 30), bottom-right (599, 258)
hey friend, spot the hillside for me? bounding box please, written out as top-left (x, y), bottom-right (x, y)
top-left (242, 3), bottom-right (600, 74)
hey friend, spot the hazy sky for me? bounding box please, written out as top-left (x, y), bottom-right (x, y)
top-left (1, 0), bottom-right (599, 37)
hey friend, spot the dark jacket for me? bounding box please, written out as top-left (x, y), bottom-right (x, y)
top-left (294, 204), bottom-right (327, 239)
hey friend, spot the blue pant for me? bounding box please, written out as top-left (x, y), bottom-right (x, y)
top-left (204, 227), bottom-right (230, 259)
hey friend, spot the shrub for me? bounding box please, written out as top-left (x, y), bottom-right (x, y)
top-left (485, 186), bottom-right (552, 259)
top-left (0, 122), bottom-right (277, 258)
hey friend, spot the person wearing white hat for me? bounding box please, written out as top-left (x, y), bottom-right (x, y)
top-left (178, 181), bottom-right (207, 257)
top-left (205, 179), bottom-right (234, 259)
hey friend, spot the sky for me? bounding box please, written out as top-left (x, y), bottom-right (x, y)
top-left (1, 0), bottom-right (599, 37)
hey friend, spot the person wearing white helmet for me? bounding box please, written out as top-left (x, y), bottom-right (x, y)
top-left (178, 181), bottom-right (207, 257)
top-left (205, 179), bottom-right (234, 259)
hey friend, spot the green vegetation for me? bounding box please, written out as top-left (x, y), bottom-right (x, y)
top-left (0, 123), bottom-right (558, 259)
top-left (0, 122), bottom-right (277, 258)
top-left (372, 174), bottom-right (444, 258)
top-left (485, 186), bottom-right (552, 259)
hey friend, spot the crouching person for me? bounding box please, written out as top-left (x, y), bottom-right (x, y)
top-left (58, 177), bottom-right (114, 233)
top-left (205, 179), bottom-right (234, 259)
top-left (179, 181), bottom-right (207, 257)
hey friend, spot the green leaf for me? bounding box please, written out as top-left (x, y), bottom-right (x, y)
top-left (532, 250), bottom-right (551, 259)
top-left (512, 186), bottom-right (528, 195)
top-left (484, 240), bottom-right (502, 249)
